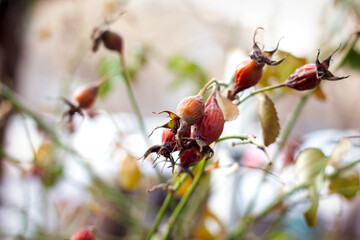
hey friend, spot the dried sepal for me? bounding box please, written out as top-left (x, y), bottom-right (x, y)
top-left (148, 111), bottom-right (180, 137)
top-left (216, 87), bottom-right (239, 121)
top-left (250, 27), bottom-right (286, 67)
top-left (141, 145), bottom-right (176, 172)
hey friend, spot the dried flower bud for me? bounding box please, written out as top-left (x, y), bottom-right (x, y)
top-left (193, 92), bottom-right (224, 144)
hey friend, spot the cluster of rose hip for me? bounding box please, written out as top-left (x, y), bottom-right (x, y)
top-left (61, 26), bottom-right (348, 174)
top-left (143, 28), bottom-right (348, 175)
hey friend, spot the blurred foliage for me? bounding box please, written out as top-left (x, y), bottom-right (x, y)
top-left (343, 48), bottom-right (360, 70)
top-left (97, 45), bottom-right (148, 98)
top-left (167, 54), bottom-right (208, 91)
top-left (329, 170), bottom-right (360, 200)
top-left (33, 142), bottom-right (63, 188)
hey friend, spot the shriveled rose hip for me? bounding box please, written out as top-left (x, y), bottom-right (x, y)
top-left (193, 92), bottom-right (224, 144)
top-left (180, 148), bottom-right (202, 168)
top-left (161, 127), bottom-right (190, 151)
top-left (284, 48), bottom-right (349, 91)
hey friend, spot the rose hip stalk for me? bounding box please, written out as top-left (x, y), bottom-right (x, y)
top-left (284, 47), bottom-right (349, 90)
top-left (228, 28), bottom-right (286, 100)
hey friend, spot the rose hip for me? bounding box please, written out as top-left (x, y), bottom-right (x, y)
top-left (229, 28), bottom-right (286, 99)
top-left (193, 91), bottom-right (224, 144)
top-left (70, 227), bottom-right (95, 240)
top-left (284, 48), bottom-right (349, 90)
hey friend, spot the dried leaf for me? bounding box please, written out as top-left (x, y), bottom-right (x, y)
top-left (328, 138), bottom-right (352, 167)
top-left (295, 148), bottom-right (326, 185)
top-left (329, 170), bottom-right (359, 200)
top-left (216, 89), bottom-right (239, 121)
top-left (257, 92), bottom-right (280, 146)
top-left (119, 153), bottom-right (142, 191)
top-left (313, 87), bottom-right (326, 101)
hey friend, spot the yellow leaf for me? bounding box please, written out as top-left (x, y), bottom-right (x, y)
top-left (328, 138), bottom-right (352, 167)
top-left (35, 142), bottom-right (55, 166)
top-left (257, 92), bottom-right (280, 146)
top-left (119, 153), bottom-right (142, 191)
top-left (295, 148), bottom-right (326, 185)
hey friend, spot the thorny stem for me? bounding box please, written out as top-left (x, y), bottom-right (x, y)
top-left (162, 157), bottom-right (207, 239)
top-left (238, 83), bottom-right (286, 105)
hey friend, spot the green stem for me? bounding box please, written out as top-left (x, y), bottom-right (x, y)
top-left (119, 54), bottom-right (148, 144)
top-left (326, 159), bottom-right (360, 179)
top-left (216, 135), bottom-right (251, 142)
top-left (146, 173), bottom-right (190, 240)
top-left (162, 157), bottom-right (207, 239)
top-left (238, 83), bottom-right (286, 105)
top-left (119, 54), bottom-right (166, 182)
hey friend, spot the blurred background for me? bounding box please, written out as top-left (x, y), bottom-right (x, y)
top-left (0, 0), bottom-right (360, 239)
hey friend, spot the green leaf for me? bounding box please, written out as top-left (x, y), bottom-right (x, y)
top-left (329, 170), bottom-right (359, 200)
top-left (167, 54), bottom-right (208, 91)
top-left (343, 48), bottom-right (360, 70)
top-left (97, 56), bottom-right (124, 98)
top-left (328, 138), bottom-right (353, 167)
top-left (257, 92), bottom-right (280, 146)
top-left (295, 148), bottom-right (326, 185)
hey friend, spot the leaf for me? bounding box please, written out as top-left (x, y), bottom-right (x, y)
top-left (167, 54), bottom-right (208, 91)
top-left (343, 48), bottom-right (360, 70)
top-left (257, 92), bottom-right (280, 146)
top-left (295, 148), bottom-right (326, 185)
top-left (328, 137), bottom-right (352, 167)
top-left (303, 186), bottom-right (319, 227)
top-left (119, 153), bottom-right (142, 191)
top-left (216, 89), bottom-right (239, 121)
top-left (260, 51), bottom-right (307, 87)
top-left (97, 56), bottom-right (123, 98)
top-left (329, 170), bottom-right (359, 200)
top-left (313, 87), bottom-right (326, 101)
